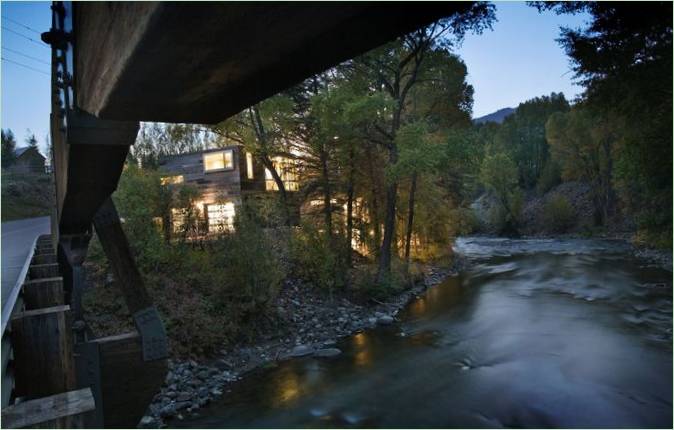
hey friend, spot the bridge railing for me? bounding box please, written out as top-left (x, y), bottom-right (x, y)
top-left (1, 235), bottom-right (39, 407)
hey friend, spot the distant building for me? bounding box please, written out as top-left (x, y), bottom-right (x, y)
top-left (11, 146), bottom-right (46, 174)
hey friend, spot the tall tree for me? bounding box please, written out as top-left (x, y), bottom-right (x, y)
top-left (25, 132), bottom-right (38, 149)
top-left (1, 129), bottom-right (17, 168)
top-left (493, 93), bottom-right (570, 189)
top-left (533, 1), bottom-right (673, 243)
top-left (344, 4), bottom-right (494, 284)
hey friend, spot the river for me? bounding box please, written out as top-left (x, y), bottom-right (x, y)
top-left (177, 237), bottom-right (672, 428)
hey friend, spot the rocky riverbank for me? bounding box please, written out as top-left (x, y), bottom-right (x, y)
top-left (139, 262), bottom-right (462, 428)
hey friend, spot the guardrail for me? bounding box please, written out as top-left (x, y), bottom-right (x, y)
top-left (1, 235), bottom-right (40, 407)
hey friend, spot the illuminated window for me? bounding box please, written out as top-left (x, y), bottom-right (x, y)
top-left (203, 150), bottom-right (233, 172)
top-left (265, 157), bottom-right (299, 191)
top-left (206, 203), bottom-right (236, 233)
top-left (246, 152), bottom-right (254, 179)
top-left (171, 208), bottom-right (187, 233)
top-left (160, 175), bottom-right (184, 185)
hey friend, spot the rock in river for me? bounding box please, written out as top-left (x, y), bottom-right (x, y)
top-left (377, 315), bottom-right (394, 325)
top-left (315, 348), bottom-right (342, 358)
top-left (290, 344), bottom-right (314, 357)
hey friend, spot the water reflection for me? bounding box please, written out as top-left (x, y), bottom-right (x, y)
top-left (177, 238), bottom-right (672, 429)
top-left (352, 333), bottom-right (372, 367)
top-left (271, 367), bottom-right (300, 407)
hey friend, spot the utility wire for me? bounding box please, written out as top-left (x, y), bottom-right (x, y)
top-left (1, 57), bottom-right (50, 76)
top-left (3, 27), bottom-right (49, 49)
top-left (2, 47), bottom-right (50, 65)
top-left (2, 16), bottom-right (42, 35)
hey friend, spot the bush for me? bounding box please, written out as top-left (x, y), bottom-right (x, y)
top-left (289, 223), bottom-right (347, 295)
top-left (536, 160), bottom-right (561, 194)
top-left (211, 211), bottom-right (285, 320)
top-left (542, 195), bottom-right (575, 233)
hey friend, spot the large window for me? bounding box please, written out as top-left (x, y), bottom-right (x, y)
top-left (171, 208), bottom-right (187, 233)
top-left (206, 202), bottom-right (236, 233)
top-left (203, 150), bottom-right (233, 172)
top-left (160, 175), bottom-right (184, 185)
top-left (265, 156), bottom-right (299, 191)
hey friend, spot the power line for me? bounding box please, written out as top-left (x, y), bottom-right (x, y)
top-left (2, 47), bottom-right (50, 65)
top-left (1, 57), bottom-right (49, 76)
top-left (2, 16), bottom-right (42, 35)
top-left (3, 27), bottom-right (49, 49)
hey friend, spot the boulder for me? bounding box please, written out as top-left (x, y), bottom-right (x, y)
top-left (315, 348), bottom-right (342, 358)
top-left (377, 315), bottom-right (394, 325)
top-left (290, 344), bottom-right (314, 357)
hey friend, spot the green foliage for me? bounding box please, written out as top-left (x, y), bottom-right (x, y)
top-left (211, 211), bottom-right (285, 319)
top-left (492, 93), bottom-right (570, 189)
top-left (480, 150), bottom-right (523, 235)
top-left (542, 195), bottom-right (575, 233)
top-left (1, 171), bottom-right (53, 221)
top-left (25, 132), bottom-right (38, 148)
top-left (536, 159), bottom-right (562, 194)
top-left (536, 1), bottom-right (672, 244)
top-left (289, 223), bottom-right (347, 295)
top-left (1, 129), bottom-right (16, 168)
top-left (546, 107), bottom-right (616, 225)
top-left (113, 165), bottom-right (168, 269)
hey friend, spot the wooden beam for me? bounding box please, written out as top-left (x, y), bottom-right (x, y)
top-left (1, 388), bottom-right (95, 429)
top-left (93, 332), bottom-right (167, 428)
top-left (32, 254), bottom-right (57, 265)
top-left (93, 199), bottom-right (152, 314)
top-left (93, 198), bottom-right (168, 361)
top-left (28, 264), bottom-right (59, 279)
top-left (23, 277), bottom-right (65, 310)
top-left (10, 306), bottom-right (76, 399)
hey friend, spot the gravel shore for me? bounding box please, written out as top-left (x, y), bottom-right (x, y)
top-left (139, 261), bottom-right (463, 428)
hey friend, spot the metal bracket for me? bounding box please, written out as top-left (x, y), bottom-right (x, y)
top-left (133, 306), bottom-right (169, 361)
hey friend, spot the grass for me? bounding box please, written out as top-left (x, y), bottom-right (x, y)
top-left (1, 172), bottom-right (53, 222)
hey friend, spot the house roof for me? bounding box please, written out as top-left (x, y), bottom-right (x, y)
top-left (14, 146), bottom-right (45, 159)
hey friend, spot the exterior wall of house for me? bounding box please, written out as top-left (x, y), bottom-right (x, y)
top-left (11, 149), bottom-right (45, 174)
top-left (159, 146), bottom-right (307, 233)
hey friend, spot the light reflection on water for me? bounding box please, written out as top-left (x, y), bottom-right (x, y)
top-left (176, 238), bottom-right (672, 429)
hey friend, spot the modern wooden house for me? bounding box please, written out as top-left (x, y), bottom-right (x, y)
top-left (158, 145), bottom-right (300, 233)
top-left (11, 146), bottom-right (46, 174)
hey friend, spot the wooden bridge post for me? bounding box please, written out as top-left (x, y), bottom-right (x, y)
top-left (10, 305), bottom-right (76, 399)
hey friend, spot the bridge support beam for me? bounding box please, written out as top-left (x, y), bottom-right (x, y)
top-left (11, 305), bottom-right (76, 400)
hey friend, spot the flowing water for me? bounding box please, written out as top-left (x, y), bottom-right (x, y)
top-left (178, 237), bottom-right (672, 428)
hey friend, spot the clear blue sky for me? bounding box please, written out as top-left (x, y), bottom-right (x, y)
top-left (0, 1), bottom-right (590, 154)
top-left (456, 2), bottom-right (589, 117)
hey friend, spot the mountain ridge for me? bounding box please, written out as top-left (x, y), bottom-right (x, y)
top-left (473, 107), bottom-right (515, 125)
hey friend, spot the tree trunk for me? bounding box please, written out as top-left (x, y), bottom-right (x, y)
top-left (404, 172), bottom-right (418, 271)
top-left (319, 145), bottom-right (333, 237)
top-left (376, 147), bottom-right (398, 286)
top-left (261, 155), bottom-right (291, 226)
top-left (345, 149), bottom-right (355, 266)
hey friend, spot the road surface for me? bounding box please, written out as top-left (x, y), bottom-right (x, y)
top-left (1, 216), bottom-right (50, 307)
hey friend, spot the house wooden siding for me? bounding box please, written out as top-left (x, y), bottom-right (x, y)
top-left (158, 146), bottom-right (266, 204)
top-left (11, 147), bottom-right (46, 174)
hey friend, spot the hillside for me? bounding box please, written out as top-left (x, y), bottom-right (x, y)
top-left (473, 107), bottom-right (515, 124)
top-left (1, 172), bottom-right (54, 222)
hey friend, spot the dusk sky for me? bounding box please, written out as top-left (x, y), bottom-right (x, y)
top-left (1, 2), bottom-right (589, 155)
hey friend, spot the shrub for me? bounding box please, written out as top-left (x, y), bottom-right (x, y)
top-left (542, 195), bottom-right (575, 233)
top-left (211, 212), bottom-right (285, 320)
top-left (289, 223), bottom-right (347, 295)
top-left (536, 159), bottom-right (561, 194)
